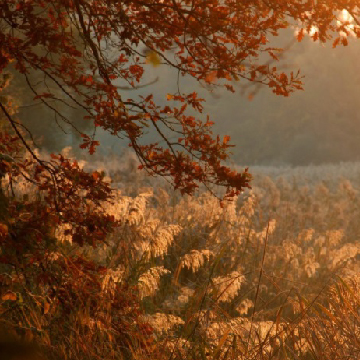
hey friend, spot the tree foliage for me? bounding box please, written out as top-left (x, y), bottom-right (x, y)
top-left (2, 0), bottom-right (360, 201)
top-left (1, 1), bottom-right (360, 358)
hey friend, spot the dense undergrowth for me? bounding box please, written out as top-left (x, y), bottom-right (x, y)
top-left (1, 150), bottom-right (359, 360)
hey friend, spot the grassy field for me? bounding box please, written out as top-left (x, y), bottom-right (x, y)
top-left (1, 151), bottom-right (359, 360)
top-left (81, 155), bottom-right (360, 359)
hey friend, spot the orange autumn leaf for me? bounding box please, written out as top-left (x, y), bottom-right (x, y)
top-left (2, 291), bottom-right (17, 301)
top-left (205, 71), bottom-right (218, 83)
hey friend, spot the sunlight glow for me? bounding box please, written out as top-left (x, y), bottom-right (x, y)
top-left (337, 9), bottom-right (356, 37)
top-left (294, 9), bottom-right (356, 40)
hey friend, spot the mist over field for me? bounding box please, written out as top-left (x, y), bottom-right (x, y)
top-left (13, 30), bottom-right (360, 167)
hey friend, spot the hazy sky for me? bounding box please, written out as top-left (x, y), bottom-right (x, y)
top-left (17, 29), bottom-right (360, 166)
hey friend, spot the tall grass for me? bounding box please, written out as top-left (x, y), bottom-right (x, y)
top-left (1, 150), bottom-right (359, 360)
